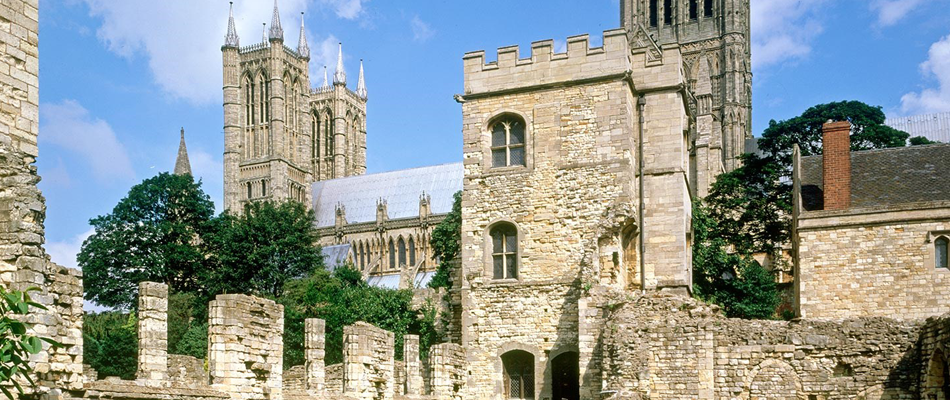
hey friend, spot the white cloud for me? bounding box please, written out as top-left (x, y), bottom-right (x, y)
top-left (310, 35), bottom-right (342, 84)
top-left (750, 0), bottom-right (825, 71)
top-left (46, 228), bottom-right (94, 271)
top-left (40, 100), bottom-right (135, 183)
top-left (901, 34), bottom-right (950, 114)
top-left (871, 0), bottom-right (925, 27)
top-left (410, 16), bottom-right (434, 42)
top-left (80, 0), bottom-right (363, 105)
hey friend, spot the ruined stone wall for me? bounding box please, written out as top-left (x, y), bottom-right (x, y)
top-left (797, 205), bottom-right (950, 320)
top-left (137, 282), bottom-right (168, 385)
top-left (208, 294), bottom-right (284, 400)
top-left (343, 321), bottom-right (395, 400)
top-left (601, 291), bottom-right (922, 399)
top-left (428, 343), bottom-right (465, 400)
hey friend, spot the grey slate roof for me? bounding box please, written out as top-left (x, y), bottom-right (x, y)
top-left (312, 162), bottom-right (463, 227)
top-left (800, 144), bottom-right (950, 211)
top-left (321, 244), bottom-right (351, 271)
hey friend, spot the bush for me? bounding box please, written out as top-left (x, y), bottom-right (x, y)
top-left (83, 312), bottom-right (138, 379)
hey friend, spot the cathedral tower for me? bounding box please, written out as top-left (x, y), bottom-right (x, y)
top-left (621, 0), bottom-right (752, 197)
top-left (222, 1), bottom-right (367, 212)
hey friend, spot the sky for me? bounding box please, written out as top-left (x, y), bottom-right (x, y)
top-left (36, 0), bottom-right (950, 277)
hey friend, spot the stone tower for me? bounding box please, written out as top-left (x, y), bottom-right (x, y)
top-left (222, 1), bottom-right (367, 212)
top-left (621, 0), bottom-right (752, 197)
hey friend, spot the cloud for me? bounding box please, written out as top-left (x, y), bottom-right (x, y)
top-left (410, 16), bottom-right (434, 42)
top-left (79, 0), bottom-right (362, 105)
top-left (46, 228), bottom-right (94, 271)
top-left (871, 0), bottom-right (925, 27)
top-left (901, 34), bottom-right (950, 115)
top-left (750, 0), bottom-right (826, 71)
top-left (310, 35), bottom-right (342, 84)
top-left (182, 148), bottom-right (225, 213)
top-left (40, 100), bottom-right (135, 183)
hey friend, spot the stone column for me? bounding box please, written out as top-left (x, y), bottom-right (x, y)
top-left (136, 281), bottom-right (168, 385)
top-left (305, 318), bottom-right (326, 392)
top-left (403, 335), bottom-right (423, 395)
top-left (209, 294), bottom-right (284, 400)
top-left (343, 322), bottom-right (395, 400)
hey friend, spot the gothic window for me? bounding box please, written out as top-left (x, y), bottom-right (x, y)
top-left (258, 72), bottom-right (268, 125)
top-left (261, 180), bottom-right (267, 197)
top-left (703, 0), bottom-right (713, 17)
top-left (649, 0), bottom-right (658, 27)
top-left (359, 243), bottom-right (366, 269)
top-left (408, 236), bottom-right (416, 266)
top-left (245, 76), bottom-right (254, 125)
top-left (663, 0), bottom-right (672, 25)
top-left (937, 237), bottom-right (949, 269)
top-left (490, 115), bottom-right (526, 168)
top-left (502, 350), bottom-right (534, 399)
top-left (491, 223), bottom-right (519, 280)
top-left (398, 237), bottom-right (407, 267)
top-left (389, 239), bottom-right (396, 269)
top-left (689, 0), bottom-right (698, 20)
top-left (246, 182), bottom-right (253, 199)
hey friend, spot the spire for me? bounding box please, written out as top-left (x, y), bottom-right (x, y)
top-left (356, 59), bottom-right (367, 100)
top-left (333, 42), bottom-right (346, 86)
top-left (322, 66), bottom-right (330, 88)
top-left (174, 128), bottom-right (192, 176)
top-left (224, 2), bottom-right (240, 48)
top-left (268, 0), bottom-right (284, 41)
top-left (297, 12), bottom-right (310, 59)
top-left (262, 23), bottom-right (268, 45)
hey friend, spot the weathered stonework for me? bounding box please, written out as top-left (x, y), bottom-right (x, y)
top-left (343, 322), bottom-right (395, 400)
top-left (305, 318), bottom-right (326, 393)
top-left (208, 294), bottom-right (285, 400)
top-left (428, 343), bottom-right (465, 400)
top-left (137, 281), bottom-right (169, 385)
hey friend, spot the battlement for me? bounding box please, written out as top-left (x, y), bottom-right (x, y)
top-left (462, 29), bottom-right (629, 96)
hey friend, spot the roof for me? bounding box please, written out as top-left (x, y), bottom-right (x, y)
top-left (312, 162), bottom-right (463, 227)
top-left (800, 144), bottom-right (950, 211)
top-left (321, 244), bottom-right (351, 271)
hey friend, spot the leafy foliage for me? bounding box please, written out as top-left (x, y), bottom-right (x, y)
top-left (79, 173), bottom-right (215, 309)
top-left (174, 322), bottom-right (208, 358)
top-left (0, 287), bottom-right (61, 399)
top-left (692, 203), bottom-right (779, 319)
top-left (428, 191), bottom-right (462, 289)
top-left (910, 136), bottom-right (938, 145)
top-left (280, 266), bottom-right (438, 368)
top-left (83, 312), bottom-right (138, 380)
top-left (204, 201), bottom-right (323, 298)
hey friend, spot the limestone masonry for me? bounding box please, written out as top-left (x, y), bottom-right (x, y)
top-left (6, 0), bottom-right (950, 399)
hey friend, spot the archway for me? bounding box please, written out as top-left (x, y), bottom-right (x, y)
top-left (501, 350), bottom-right (534, 399)
top-left (551, 351), bottom-right (578, 400)
top-left (925, 348), bottom-right (950, 400)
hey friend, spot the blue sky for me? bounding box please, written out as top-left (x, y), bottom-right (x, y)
top-left (37, 0), bottom-right (950, 274)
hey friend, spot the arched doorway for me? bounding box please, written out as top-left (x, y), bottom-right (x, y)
top-left (551, 351), bottom-right (579, 400)
top-left (501, 350), bottom-right (534, 399)
top-left (925, 349), bottom-right (950, 400)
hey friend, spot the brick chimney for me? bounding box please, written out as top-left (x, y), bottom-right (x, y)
top-left (822, 120), bottom-right (852, 210)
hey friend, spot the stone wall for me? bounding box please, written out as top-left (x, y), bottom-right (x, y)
top-left (343, 321), bottom-right (395, 400)
top-left (208, 294), bottom-right (284, 400)
top-left (167, 354), bottom-right (208, 389)
top-left (796, 203), bottom-right (950, 320)
top-left (428, 343), bottom-right (465, 400)
top-left (137, 282), bottom-right (168, 385)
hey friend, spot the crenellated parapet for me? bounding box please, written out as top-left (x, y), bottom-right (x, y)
top-left (462, 29), bottom-right (630, 97)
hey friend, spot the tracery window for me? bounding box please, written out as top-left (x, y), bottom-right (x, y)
top-left (937, 237), bottom-right (949, 269)
top-left (389, 240), bottom-right (396, 269)
top-left (246, 182), bottom-right (253, 199)
top-left (398, 237), bottom-right (407, 267)
top-left (490, 116), bottom-right (526, 168)
top-left (502, 351), bottom-right (534, 399)
top-left (261, 180), bottom-right (267, 197)
top-left (408, 236), bottom-right (416, 266)
top-left (491, 223), bottom-right (518, 280)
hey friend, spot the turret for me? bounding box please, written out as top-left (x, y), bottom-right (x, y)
top-left (222, 3), bottom-right (243, 211)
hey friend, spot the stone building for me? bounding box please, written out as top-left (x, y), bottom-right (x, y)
top-left (222, 2), bottom-right (368, 212)
top-left (793, 121), bottom-right (950, 320)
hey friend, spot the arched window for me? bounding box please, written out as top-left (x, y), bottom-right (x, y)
top-left (649, 0), bottom-right (658, 27)
top-left (359, 243), bottom-right (366, 269)
top-left (663, 0), bottom-right (672, 25)
top-left (501, 350), bottom-right (534, 399)
top-left (689, 0), bottom-right (698, 20)
top-left (261, 180), bottom-right (267, 197)
top-left (703, 0), bottom-right (713, 17)
top-left (408, 236), bottom-right (416, 266)
top-left (491, 223), bottom-right (519, 280)
top-left (389, 239), bottom-right (396, 269)
top-left (397, 237), bottom-right (407, 267)
top-left (244, 76), bottom-right (254, 125)
top-left (937, 237), bottom-right (949, 269)
top-left (490, 115), bottom-right (526, 168)
top-left (246, 182), bottom-right (253, 199)
top-left (258, 72), bottom-right (268, 124)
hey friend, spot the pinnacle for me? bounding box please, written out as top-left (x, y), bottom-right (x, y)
top-left (174, 128), bottom-right (192, 176)
top-left (224, 2), bottom-right (240, 48)
top-left (268, 0), bottom-right (284, 41)
top-left (334, 42), bottom-right (346, 86)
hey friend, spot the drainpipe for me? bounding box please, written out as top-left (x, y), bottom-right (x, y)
top-left (638, 94), bottom-right (647, 290)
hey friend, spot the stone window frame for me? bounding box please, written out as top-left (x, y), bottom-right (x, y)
top-left (494, 342), bottom-right (542, 400)
top-left (484, 219), bottom-right (525, 283)
top-left (927, 231), bottom-right (950, 271)
top-left (481, 110), bottom-right (533, 175)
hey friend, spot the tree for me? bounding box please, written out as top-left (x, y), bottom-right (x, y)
top-left (692, 202), bottom-right (779, 319)
top-left (910, 136), bottom-right (938, 145)
top-left (428, 191), bottom-right (461, 289)
top-left (205, 201), bottom-right (323, 298)
top-left (79, 173), bottom-right (215, 309)
top-left (0, 287), bottom-right (62, 399)
top-left (82, 312), bottom-right (137, 380)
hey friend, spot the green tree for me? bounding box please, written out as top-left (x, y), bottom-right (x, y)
top-left (910, 136), bottom-right (938, 145)
top-left (428, 191), bottom-right (461, 289)
top-left (692, 202), bottom-right (779, 319)
top-left (0, 287), bottom-right (62, 399)
top-left (79, 173), bottom-right (215, 309)
top-left (82, 312), bottom-right (137, 380)
top-left (205, 201), bottom-right (323, 298)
